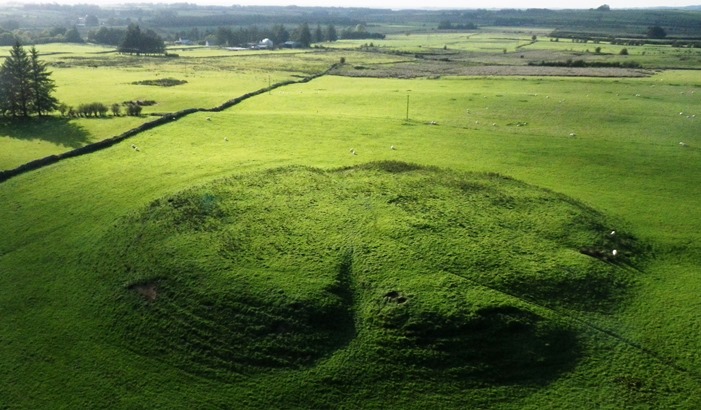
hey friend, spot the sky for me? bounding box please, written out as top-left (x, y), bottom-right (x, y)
top-left (9, 0), bottom-right (701, 9)
top-left (223, 0), bottom-right (701, 8)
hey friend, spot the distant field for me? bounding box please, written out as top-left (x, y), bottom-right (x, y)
top-left (1, 66), bottom-right (700, 407)
top-left (2, 23), bottom-right (701, 408)
top-left (0, 43), bottom-right (345, 171)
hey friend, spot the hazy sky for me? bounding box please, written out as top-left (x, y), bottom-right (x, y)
top-left (9, 0), bottom-right (701, 9)
top-left (224, 0), bottom-right (700, 8)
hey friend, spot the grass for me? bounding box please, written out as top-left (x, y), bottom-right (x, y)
top-left (0, 43), bottom-right (344, 171)
top-left (1, 35), bottom-right (701, 408)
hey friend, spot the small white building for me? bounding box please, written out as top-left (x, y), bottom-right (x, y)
top-left (258, 38), bottom-right (274, 49)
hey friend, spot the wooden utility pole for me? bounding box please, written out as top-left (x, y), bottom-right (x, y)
top-left (406, 94), bottom-right (410, 121)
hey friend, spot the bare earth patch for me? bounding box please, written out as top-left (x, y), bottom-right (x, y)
top-left (129, 282), bottom-right (159, 302)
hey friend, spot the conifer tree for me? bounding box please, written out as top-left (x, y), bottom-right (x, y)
top-left (326, 24), bottom-right (338, 42)
top-left (29, 47), bottom-right (58, 116)
top-left (0, 42), bottom-right (32, 117)
top-left (0, 42), bottom-right (59, 117)
top-left (297, 23), bottom-right (311, 48)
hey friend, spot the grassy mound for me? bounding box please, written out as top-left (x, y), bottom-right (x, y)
top-left (93, 162), bottom-right (643, 384)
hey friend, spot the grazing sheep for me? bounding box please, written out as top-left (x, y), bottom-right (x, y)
top-left (350, 148), bottom-right (354, 153)
top-left (206, 117), bottom-right (211, 121)
top-left (680, 112), bottom-right (684, 115)
top-left (224, 137), bottom-right (228, 141)
top-left (430, 121), bottom-right (438, 125)
top-left (492, 123), bottom-right (497, 126)
top-left (679, 142), bottom-right (688, 147)
top-left (352, 150), bottom-right (357, 156)
top-left (131, 144), bottom-right (140, 151)
top-left (610, 230), bottom-right (616, 236)
top-left (475, 121), bottom-right (479, 124)
top-left (569, 132), bottom-right (576, 137)
top-left (390, 145), bottom-right (396, 150)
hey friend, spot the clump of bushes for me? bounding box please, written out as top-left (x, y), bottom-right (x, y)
top-left (124, 102), bottom-right (143, 116)
top-left (528, 59), bottom-right (640, 68)
top-left (132, 77), bottom-right (187, 87)
top-left (57, 100), bottom-right (150, 117)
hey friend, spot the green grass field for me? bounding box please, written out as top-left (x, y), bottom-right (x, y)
top-left (1, 32), bottom-right (701, 408)
top-left (0, 43), bottom-right (342, 171)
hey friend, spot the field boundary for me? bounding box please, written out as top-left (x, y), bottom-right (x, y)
top-left (0, 63), bottom-right (339, 185)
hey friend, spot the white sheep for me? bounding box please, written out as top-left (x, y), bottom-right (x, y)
top-left (569, 132), bottom-right (576, 137)
top-left (679, 142), bottom-right (688, 147)
top-left (612, 249), bottom-right (618, 257)
top-left (390, 145), bottom-right (396, 150)
top-left (610, 230), bottom-right (616, 236)
top-left (492, 123), bottom-right (497, 126)
top-left (224, 137), bottom-right (228, 141)
top-left (352, 150), bottom-right (357, 156)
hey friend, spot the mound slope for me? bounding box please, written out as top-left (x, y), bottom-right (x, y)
top-left (93, 162), bottom-right (642, 384)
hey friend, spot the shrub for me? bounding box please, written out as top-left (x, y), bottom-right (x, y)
top-left (125, 103), bottom-right (143, 116)
top-left (620, 48), bottom-right (629, 55)
top-left (57, 103), bottom-right (68, 117)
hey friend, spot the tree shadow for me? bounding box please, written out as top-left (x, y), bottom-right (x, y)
top-left (0, 116), bottom-right (92, 149)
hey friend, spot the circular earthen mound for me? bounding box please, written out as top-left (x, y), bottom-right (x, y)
top-left (93, 162), bottom-right (643, 383)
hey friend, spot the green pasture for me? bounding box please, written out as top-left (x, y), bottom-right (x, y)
top-left (328, 30), bottom-right (701, 70)
top-left (0, 43), bottom-right (346, 171)
top-left (1, 68), bottom-right (700, 408)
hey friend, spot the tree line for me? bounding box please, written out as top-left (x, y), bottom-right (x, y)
top-left (209, 23), bottom-right (335, 48)
top-left (0, 42), bottom-right (57, 117)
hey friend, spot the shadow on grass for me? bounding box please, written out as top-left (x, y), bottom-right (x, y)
top-left (0, 116), bottom-right (92, 149)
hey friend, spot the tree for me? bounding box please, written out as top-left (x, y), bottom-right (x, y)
top-left (89, 27), bottom-right (126, 46)
top-left (85, 15), bottom-right (99, 27)
top-left (0, 42), bottom-right (58, 117)
top-left (271, 24), bottom-right (289, 45)
top-left (596, 4), bottom-right (611, 11)
top-left (29, 47), bottom-right (58, 116)
top-left (314, 24), bottom-right (323, 43)
top-left (326, 24), bottom-right (337, 42)
top-left (647, 25), bottom-right (667, 39)
top-left (0, 42), bottom-right (32, 117)
top-left (0, 32), bottom-right (16, 46)
top-left (118, 24), bottom-right (165, 55)
top-left (296, 23), bottom-right (311, 48)
top-left (64, 26), bottom-right (83, 43)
